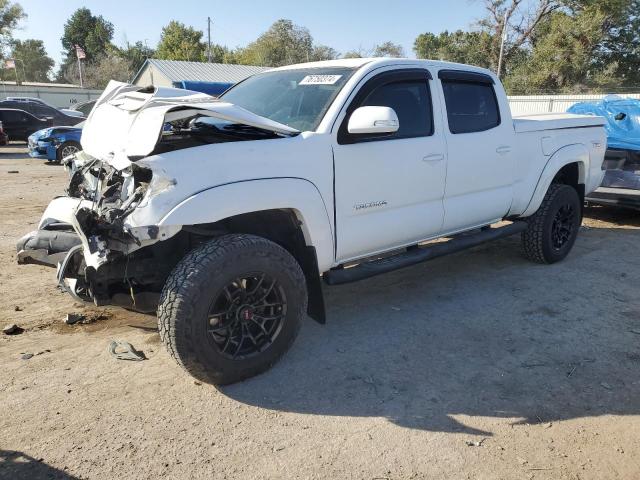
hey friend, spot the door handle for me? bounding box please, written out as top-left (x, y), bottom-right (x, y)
top-left (423, 154), bottom-right (445, 163)
top-left (496, 146), bottom-right (512, 155)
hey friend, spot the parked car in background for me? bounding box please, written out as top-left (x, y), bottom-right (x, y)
top-left (7, 96), bottom-right (85, 118)
top-left (59, 108), bottom-right (85, 118)
top-left (6, 96), bottom-right (48, 105)
top-left (0, 109), bottom-right (51, 141)
top-left (69, 100), bottom-right (96, 117)
top-left (28, 125), bottom-right (83, 161)
top-left (0, 99), bottom-right (84, 126)
top-left (568, 95), bottom-right (640, 209)
top-left (0, 121), bottom-right (8, 146)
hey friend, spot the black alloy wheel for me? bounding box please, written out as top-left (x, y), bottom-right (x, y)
top-left (207, 273), bottom-right (287, 360)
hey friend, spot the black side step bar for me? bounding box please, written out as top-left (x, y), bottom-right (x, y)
top-left (324, 221), bottom-right (528, 285)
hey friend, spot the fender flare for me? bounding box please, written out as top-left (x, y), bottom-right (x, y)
top-left (158, 177), bottom-right (335, 272)
top-left (520, 144), bottom-right (588, 217)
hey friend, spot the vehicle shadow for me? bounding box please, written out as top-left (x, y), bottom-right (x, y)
top-left (0, 450), bottom-right (79, 480)
top-left (221, 228), bottom-right (640, 435)
top-left (0, 143), bottom-right (29, 159)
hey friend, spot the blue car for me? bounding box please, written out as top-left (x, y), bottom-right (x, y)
top-left (28, 126), bottom-right (83, 162)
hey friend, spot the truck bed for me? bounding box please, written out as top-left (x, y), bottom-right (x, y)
top-left (513, 113), bottom-right (605, 133)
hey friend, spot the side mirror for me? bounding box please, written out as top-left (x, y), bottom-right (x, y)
top-left (347, 106), bottom-right (399, 135)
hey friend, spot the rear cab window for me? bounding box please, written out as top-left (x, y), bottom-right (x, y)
top-left (439, 70), bottom-right (500, 134)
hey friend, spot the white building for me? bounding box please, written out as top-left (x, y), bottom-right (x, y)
top-left (0, 81), bottom-right (102, 108)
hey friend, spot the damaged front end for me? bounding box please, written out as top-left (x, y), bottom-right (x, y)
top-left (17, 152), bottom-right (182, 312)
top-left (17, 80), bottom-right (298, 313)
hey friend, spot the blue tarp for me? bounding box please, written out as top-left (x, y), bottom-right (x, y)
top-left (172, 81), bottom-right (234, 97)
top-left (567, 95), bottom-right (640, 151)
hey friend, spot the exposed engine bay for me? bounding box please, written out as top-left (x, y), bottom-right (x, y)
top-left (16, 80), bottom-right (298, 313)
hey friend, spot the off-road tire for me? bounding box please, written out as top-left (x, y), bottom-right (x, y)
top-left (522, 183), bottom-right (582, 264)
top-left (158, 234), bottom-right (307, 385)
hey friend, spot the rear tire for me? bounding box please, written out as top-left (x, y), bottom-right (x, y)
top-left (522, 183), bottom-right (582, 264)
top-left (158, 234), bottom-right (307, 385)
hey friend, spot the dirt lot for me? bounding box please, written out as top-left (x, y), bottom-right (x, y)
top-left (1, 147), bottom-right (640, 480)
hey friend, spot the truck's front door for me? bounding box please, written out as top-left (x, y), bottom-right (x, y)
top-left (436, 70), bottom-right (515, 232)
top-left (332, 68), bottom-right (447, 262)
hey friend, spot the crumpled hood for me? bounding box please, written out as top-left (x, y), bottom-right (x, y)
top-left (81, 80), bottom-right (300, 165)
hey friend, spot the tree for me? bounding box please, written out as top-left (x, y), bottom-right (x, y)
top-left (156, 21), bottom-right (205, 61)
top-left (414, 30), bottom-right (494, 67)
top-left (62, 52), bottom-right (131, 88)
top-left (342, 49), bottom-right (364, 59)
top-left (477, 0), bottom-right (558, 73)
top-left (583, 0), bottom-right (640, 86)
top-left (236, 19), bottom-right (320, 66)
top-left (341, 42), bottom-right (405, 59)
top-left (372, 41), bottom-right (405, 58)
top-left (119, 41), bottom-right (154, 74)
top-left (6, 39), bottom-right (54, 82)
top-left (310, 45), bottom-right (339, 61)
top-left (0, 0), bottom-right (23, 52)
top-left (61, 8), bottom-right (114, 63)
top-left (502, 0), bottom-right (639, 92)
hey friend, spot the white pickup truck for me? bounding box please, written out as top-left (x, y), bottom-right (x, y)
top-left (17, 58), bottom-right (606, 384)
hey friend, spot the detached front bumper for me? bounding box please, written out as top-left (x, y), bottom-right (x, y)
top-left (16, 228), bottom-right (81, 267)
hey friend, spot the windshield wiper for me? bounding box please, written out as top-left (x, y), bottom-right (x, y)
top-left (222, 123), bottom-right (283, 137)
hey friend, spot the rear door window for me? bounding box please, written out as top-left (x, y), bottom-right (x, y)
top-left (441, 80), bottom-right (500, 134)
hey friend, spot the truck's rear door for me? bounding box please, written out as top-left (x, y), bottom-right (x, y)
top-left (437, 70), bottom-right (515, 232)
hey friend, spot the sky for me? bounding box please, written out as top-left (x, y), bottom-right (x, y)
top-left (13, 0), bottom-right (485, 70)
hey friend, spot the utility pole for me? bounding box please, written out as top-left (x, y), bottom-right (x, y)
top-left (75, 45), bottom-right (86, 88)
top-left (77, 58), bottom-right (83, 88)
top-left (17, 59), bottom-right (26, 84)
top-left (207, 17), bottom-right (212, 62)
top-left (497, 11), bottom-right (508, 79)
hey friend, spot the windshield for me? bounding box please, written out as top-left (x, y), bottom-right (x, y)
top-left (220, 67), bottom-right (356, 131)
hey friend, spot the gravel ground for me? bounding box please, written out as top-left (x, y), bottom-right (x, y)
top-left (1, 147), bottom-right (640, 479)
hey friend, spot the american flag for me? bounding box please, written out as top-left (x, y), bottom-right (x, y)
top-left (75, 45), bottom-right (86, 60)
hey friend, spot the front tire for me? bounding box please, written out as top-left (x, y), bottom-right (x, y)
top-left (522, 184), bottom-right (582, 264)
top-left (57, 141), bottom-right (81, 162)
top-left (158, 234), bottom-right (307, 385)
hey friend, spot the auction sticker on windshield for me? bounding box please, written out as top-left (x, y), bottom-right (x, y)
top-left (299, 75), bottom-right (343, 85)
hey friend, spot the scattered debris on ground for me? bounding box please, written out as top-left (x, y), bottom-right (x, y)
top-left (466, 438), bottom-right (487, 447)
top-left (3, 323), bottom-right (23, 335)
top-left (108, 340), bottom-right (146, 361)
top-left (21, 353), bottom-right (33, 360)
top-left (65, 313), bottom-right (85, 325)
top-left (63, 311), bottom-right (111, 326)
